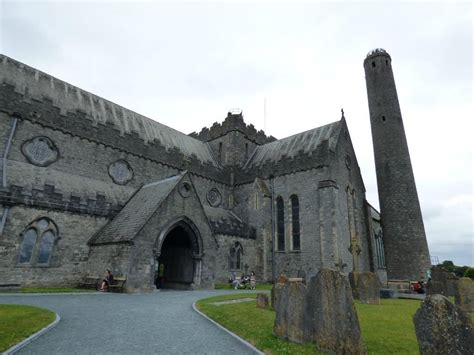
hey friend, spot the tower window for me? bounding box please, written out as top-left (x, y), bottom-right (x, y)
top-left (245, 143), bottom-right (249, 159)
top-left (371, 61), bottom-right (376, 68)
top-left (276, 196), bottom-right (285, 251)
top-left (218, 142), bottom-right (223, 160)
top-left (382, 116), bottom-right (386, 122)
top-left (385, 60), bottom-right (389, 66)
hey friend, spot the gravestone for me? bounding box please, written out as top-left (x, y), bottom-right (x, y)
top-left (454, 277), bottom-right (474, 313)
top-left (256, 293), bottom-right (270, 309)
top-left (413, 294), bottom-right (473, 355)
top-left (271, 274), bottom-right (288, 310)
top-left (273, 280), bottom-right (308, 343)
top-left (305, 269), bottom-right (364, 354)
top-left (349, 271), bottom-right (380, 304)
top-left (427, 267), bottom-right (458, 296)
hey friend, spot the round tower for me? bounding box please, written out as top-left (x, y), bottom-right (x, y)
top-left (364, 48), bottom-right (431, 281)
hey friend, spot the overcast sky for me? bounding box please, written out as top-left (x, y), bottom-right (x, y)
top-left (1, 0), bottom-right (472, 265)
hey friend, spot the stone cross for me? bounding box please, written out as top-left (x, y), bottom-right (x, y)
top-left (349, 237), bottom-right (362, 271)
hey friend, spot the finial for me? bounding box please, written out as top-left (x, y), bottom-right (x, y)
top-left (341, 108), bottom-right (345, 119)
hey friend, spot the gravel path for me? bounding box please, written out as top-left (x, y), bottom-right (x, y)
top-left (0, 290), bottom-right (258, 354)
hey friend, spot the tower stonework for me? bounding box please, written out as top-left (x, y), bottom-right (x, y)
top-left (364, 49), bottom-right (431, 280)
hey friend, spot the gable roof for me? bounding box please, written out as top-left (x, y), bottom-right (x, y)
top-left (204, 206), bottom-right (256, 239)
top-left (244, 120), bottom-right (341, 168)
top-left (0, 55), bottom-right (218, 166)
top-left (89, 175), bottom-right (182, 245)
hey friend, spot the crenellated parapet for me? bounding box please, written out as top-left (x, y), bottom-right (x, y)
top-left (0, 83), bottom-right (229, 184)
top-left (189, 112), bottom-right (276, 145)
top-left (234, 144), bottom-right (331, 185)
top-left (0, 184), bottom-right (124, 217)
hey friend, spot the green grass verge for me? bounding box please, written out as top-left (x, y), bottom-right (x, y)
top-left (196, 294), bottom-right (422, 355)
top-left (20, 287), bottom-right (97, 293)
top-left (20, 287), bottom-right (94, 293)
top-left (214, 282), bottom-right (273, 290)
top-left (197, 294), bottom-right (316, 354)
top-left (0, 287), bottom-right (95, 294)
top-left (0, 304), bottom-right (56, 352)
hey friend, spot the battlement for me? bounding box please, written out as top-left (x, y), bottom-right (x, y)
top-left (0, 184), bottom-right (124, 217)
top-left (189, 111), bottom-right (276, 145)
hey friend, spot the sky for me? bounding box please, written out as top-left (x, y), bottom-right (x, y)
top-left (1, 0), bottom-right (472, 265)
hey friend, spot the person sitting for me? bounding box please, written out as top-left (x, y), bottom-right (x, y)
top-left (413, 281), bottom-right (425, 294)
top-left (249, 271), bottom-right (256, 290)
top-left (99, 270), bottom-right (114, 292)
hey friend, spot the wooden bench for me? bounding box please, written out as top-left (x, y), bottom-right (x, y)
top-left (387, 279), bottom-right (418, 294)
top-left (108, 277), bottom-right (127, 293)
top-left (78, 276), bottom-right (100, 290)
top-left (0, 283), bottom-right (21, 292)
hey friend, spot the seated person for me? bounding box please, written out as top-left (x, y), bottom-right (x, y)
top-left (249, 271), bottom-right (256, 290)
top-left (413, 281), bottom-right (425, 294)
top-left (99, 270), bottom-right (114, 291)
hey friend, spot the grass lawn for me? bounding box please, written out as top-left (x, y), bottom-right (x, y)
top-left (0, 304), bottom-right (56, 352)
top-left (196, 293), bottom-right (422, 354)
top-left (214, 282), bottom-right (273, 291)
top-left (19, 287), bottom-right (94, 293)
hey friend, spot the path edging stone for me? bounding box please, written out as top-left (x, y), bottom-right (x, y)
top-left (3, 312), bottom-right (61, 355)
top-left (192, 300), bottom-right (264, 355)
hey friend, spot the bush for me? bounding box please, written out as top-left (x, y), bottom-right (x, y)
top-left (463, 267), bottom-right (474, 279)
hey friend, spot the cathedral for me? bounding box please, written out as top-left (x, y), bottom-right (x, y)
top-left (0, 49), bottom-right (430, 292)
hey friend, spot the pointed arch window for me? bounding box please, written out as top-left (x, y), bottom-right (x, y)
top-left (290, 195), bottom-right (300, 250)
top-left (229, 242), bottom-right (243, 270)
top-left (276, 196), bottom-right (285, 251)
top-left (18, 218), bottom-right (58, 266)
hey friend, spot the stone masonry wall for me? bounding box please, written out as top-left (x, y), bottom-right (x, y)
top-left (116, 174), bottom-right (218, 292)
top-left (0, 205), bottom-right (108, 287)
top-left (214, 234), bottom-right (257, 282)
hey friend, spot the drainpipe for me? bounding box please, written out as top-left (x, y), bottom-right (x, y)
top-left (0, 115), bottom-right (18, 235)
top-left (269, 175), bottom-right (275, 283)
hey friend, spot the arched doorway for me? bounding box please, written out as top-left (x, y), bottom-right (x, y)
top-left (155, 218), bottom-right (202, 290)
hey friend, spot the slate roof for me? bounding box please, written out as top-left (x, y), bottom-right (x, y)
top-left (244, 120), bottom-right (341, 168)
top-left (89, 175), bottom-right (182, 245)
top-left (204, 206), bottom-right (256, 239)
top-left (0, 55), bottom-right (218, 166)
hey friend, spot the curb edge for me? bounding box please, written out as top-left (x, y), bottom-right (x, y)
top-left (3, 312), bottom-right (61, 355)
top-left (192, 300), bottom-right (264, 355)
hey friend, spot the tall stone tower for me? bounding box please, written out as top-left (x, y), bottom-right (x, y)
top-left (364, 48), bottom-right (431, 281)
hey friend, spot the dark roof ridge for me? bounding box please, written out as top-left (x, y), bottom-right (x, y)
top-left (0, 54), bottom-right (218, 166)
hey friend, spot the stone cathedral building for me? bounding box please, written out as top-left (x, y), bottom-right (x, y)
top-left (0, 49), bottom-right (430, 292)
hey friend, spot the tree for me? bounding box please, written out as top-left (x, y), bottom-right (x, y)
top-left (436, 260), bottom-right (471, 278)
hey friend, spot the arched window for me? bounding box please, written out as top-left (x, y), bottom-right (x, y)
top-left (276, 196), bottom-right (285, 251)
top-left (290, 195), bottom-right (300, 250)
top-left (18, 218), bottom-right (58, 266)
top-left (229, 242), bottom-right (243, 270)
top-left (18, 229), bottom-right (37, 264)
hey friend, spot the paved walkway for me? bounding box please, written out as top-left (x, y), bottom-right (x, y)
top-left (0, 290), bottom-right (257, 354)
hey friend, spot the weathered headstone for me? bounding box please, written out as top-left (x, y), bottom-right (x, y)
top-left (305, 269), bottom-right (365, 354)
top-left (271, 274), bottom-right (288, 310)
top-left (273, 280), bottom-right (308, 343)
top-left (454, 277), bottom-right (474, 313)
top-left (427, 267), bottom-right (458, 296)
top-left (256, 293), bottom-right (270, 309)
top-left (349, 271), bottom-right (380, 304)
top-left (413, 294), bottom-right (473, 355)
